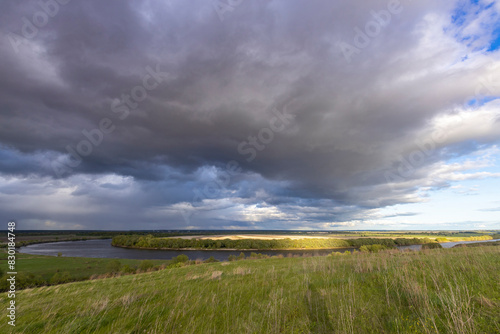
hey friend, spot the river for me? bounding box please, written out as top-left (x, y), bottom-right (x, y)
top-left (18, 238), bottom-right (499, 261)
top-left (18, 239), bottom-right (356, 261)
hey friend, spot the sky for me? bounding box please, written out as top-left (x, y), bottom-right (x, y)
top-left (0, 0), bottom-right (499, 231)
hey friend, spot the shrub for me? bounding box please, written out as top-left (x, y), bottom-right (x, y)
top-left (249, 253), bottom-right (269, 259)
top-left (228, 255), bottom-right (237, 261)
top-left (8, 272), bottom-right (45, 289)
top-left (372, 245), bottom-right (388, 253)
top-left (173, 254), bottom-right (189, 263)
top-left (107, 259), bottom-right (122, 273)
top-left (139, 260), bottom-right (154, 271)
top-left (359, 244), bottom-right (388, 253)
top-left (422, 243), bottom-right (443, 249)
top-left (120, 264), bottom-right (136, 274)
top-left (50, 272), bottom-right (72, 284)
top-left (203, 256), bottom-right (219, 263)
top-left (49, 273), bottom-right (61, 284)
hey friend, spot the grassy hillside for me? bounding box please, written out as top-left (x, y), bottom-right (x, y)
top-left (1, 246), bottom-right (499, 333)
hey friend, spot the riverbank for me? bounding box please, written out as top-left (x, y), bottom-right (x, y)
top-left (1, 236), bottom-right (107, 248)
top-left (19, 239), bottom-right (357, 261)
top-left (20, 237), bottom-right (500, 260)
top-left (111, 243), bottom-right (356, 251)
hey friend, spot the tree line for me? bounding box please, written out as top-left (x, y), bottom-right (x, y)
top-left (111, 235), bottom-right (433, 250)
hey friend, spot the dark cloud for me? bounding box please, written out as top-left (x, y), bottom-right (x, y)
top-left (0, 0), bottom-right (499, 229)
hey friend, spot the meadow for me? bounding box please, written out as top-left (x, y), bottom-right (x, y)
top-left (0, 253), bottom-right (172, 290)
top-left (111, 235), bottom-right (443, 250)
top-left (1, 245), bottom-right (498, 333)
top-left (110, 231), bottom-right (498, 251)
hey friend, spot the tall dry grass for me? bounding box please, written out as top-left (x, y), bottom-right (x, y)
top-left (0, 246), bottom-right (498, 333)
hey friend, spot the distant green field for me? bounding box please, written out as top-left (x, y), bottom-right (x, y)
top-left (0, 252), bottom-right (170, 289)
top-left (111, 233), bottom-right (494, 250)
top-left (0, 235), bottom-right (107, 248)
top-left (1, 245), bottom-right (498, 333)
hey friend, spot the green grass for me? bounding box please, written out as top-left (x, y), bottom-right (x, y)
top-left (0, 252), bottom-right (169, 282)
top-left (112, 232), bottom-right (497, 251)
top-left (1, 246), bottom-right (499, 333)
top-left (0, 236), bottom-right (107, 248)
top-left (112, 235), bottom-right (439, 250)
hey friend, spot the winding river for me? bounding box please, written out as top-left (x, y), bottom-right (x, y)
top-left (18, 238), bottom-right (499, 262)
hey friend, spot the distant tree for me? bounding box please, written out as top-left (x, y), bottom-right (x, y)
top-left (15, 272), bottom-right (44, 289)
top-left (422, 243), bottom-right (443, 250)
top-left (174, 254), bottom-right (189, 263)
top-left (203, 256), bottom-right (219, 263)
top-left (359, 244), bottom-right (387, 253)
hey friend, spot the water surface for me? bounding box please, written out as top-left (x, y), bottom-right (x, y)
top-left (19, 238), bottom-right (499, 261)
top-left (19, 239), bottom-right (355, 261)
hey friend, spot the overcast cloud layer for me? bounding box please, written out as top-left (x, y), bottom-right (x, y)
top-left (0, 0), bottom-right (499, 230)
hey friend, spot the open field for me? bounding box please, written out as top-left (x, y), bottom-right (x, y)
top-left (173, 234), bottom-right (338, 240)
top-left (1, 245), bottom-right (499, 333)
top-left (171, 232), bottom-right (499, 241)
top-left (0, 235), bottom-right (107, 248)
top-left (0, 252), bottom-right (170, 289)
top-left (6, 235), bottom-right (101, 242)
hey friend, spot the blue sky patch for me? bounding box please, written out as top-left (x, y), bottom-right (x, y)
top-left (467, 96), bottom-right (499, 107)
top-left (451, 0), bottom-right (500, 52)
top-left (487, 26), bottom-right (500, 51)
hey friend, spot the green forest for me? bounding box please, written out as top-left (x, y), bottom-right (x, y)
top-left (111, 235), bottom-right (437, 250)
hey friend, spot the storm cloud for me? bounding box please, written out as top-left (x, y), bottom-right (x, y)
top-left (1, 0), bottom-right (499, 230)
